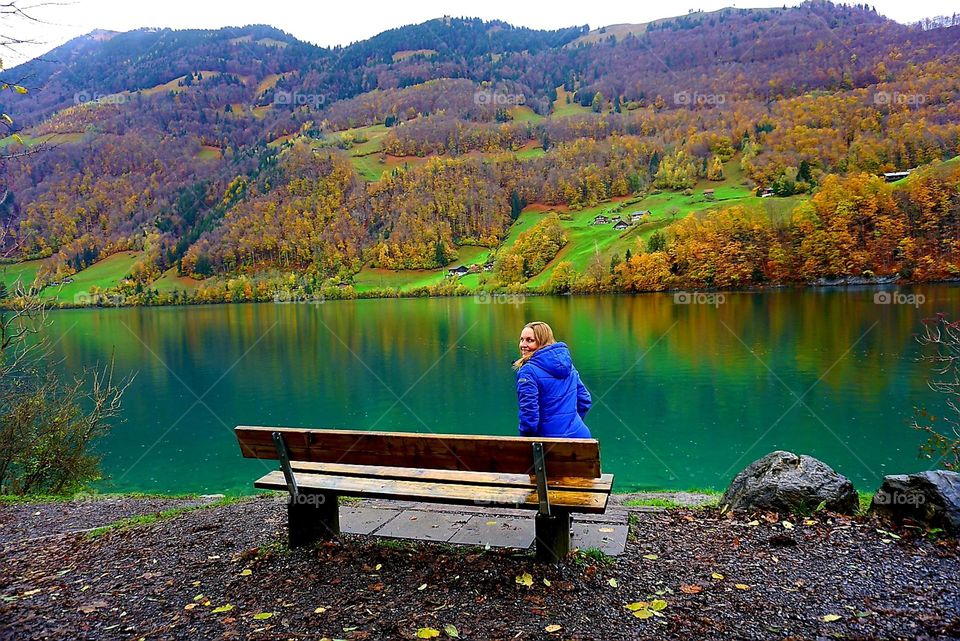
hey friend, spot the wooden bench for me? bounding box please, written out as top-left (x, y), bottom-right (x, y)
top-left (235, 426), bottom-right (613, 562)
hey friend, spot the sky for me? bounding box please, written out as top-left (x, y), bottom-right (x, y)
top-left (3, 0), bottom-right (958, 64)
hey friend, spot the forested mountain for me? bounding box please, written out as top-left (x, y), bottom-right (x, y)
top-left (1, 1), bottom-right (959, 305)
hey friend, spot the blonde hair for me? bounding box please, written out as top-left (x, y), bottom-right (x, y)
top-left (513, 321), bottom-right (557, 370)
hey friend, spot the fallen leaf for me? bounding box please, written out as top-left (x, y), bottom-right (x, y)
top-left (650, 600), bottom-right (668, 611)
top-left (803, 519), bottom-right (816, 526)
top-left (746, 520), bottom-right (760, 526)
top-left (598, 527), bottom-right (615, 533)
top-left (416, 628), bottom-right (440, 639)
top-left (368, 582), bottom-right (385, 592)
top-left (418, 583), bottom-right (428, 591)
top-left (633, 609), bottom-right (654, 619)
top-left (711, 573), bottom-right (724, 580)
top-left (822, 614), bottom-right (842, 622)
top-left (607, 578), bottom-right (619, 588)
top-left (240, 569), bottom-right (252, 576)
top-left (783, 521), bottom-right (794, 530)
top-left (444, 623), bottom-right (460, 638)
top-left (643, 554), bottom-right (659, 560)
top-left (625, 601), bottom-right (649, 611)
top-left (542, 578), bottom-right (551, 587)
top-left (21, 589), bottom-right (40, 597)
top-left (193, 594), bottom-right (205, 602)
top-left (485, 521), bottom-right (497, 526)
top-left (212, 604), bottom-right (234, 613)
top-left (252, 612), bottom-right (273, 620)
top-left (544, 624), bottom-right (562, 633)
top-left (680, 584), bottom-right (702, 594)
top-left (516, 572), bottom-right (533, 587)
top-left (78, 601), bottom-right (108, 614)
top-left (375, 564), bottom-right (382, 571)
top-left (184, 603), bottom-right (198, 610)
top-left (314, 606), bottom-right (327, 614)
top-left (191, 581), bottom-right (201, 587)
top-left (735, 584), bottom-right (751, 590)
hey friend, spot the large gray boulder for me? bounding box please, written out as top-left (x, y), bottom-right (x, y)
top-left (870, 470), bottom-right (960, 534)
top-left (722, 451), bottom-right (858, 515)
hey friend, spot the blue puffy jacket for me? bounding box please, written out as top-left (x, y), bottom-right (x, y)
top-left (516, 342), bottom-right (592, 438)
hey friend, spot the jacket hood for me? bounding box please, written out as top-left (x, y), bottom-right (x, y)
top-left (525, 342), bottom-right (572, 378)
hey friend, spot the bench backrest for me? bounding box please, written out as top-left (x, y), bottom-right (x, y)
top-left (235, 425), bottom-right (601, 479)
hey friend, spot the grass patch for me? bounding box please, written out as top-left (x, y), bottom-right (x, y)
top-left (0, 259), bottom-right (45, 291)
top-left (150, 267), bottom-right (202, 294)
top-left (43, 251), bottom-right (142, 304)
top-left (857, 491), bottom-right (874, 516)
top-left (574, 547), bottom-right (615, 567)
top-left (84, 495), bottom-right (247, 539)
top-left (0, 491), bottom-right (201, 504)
top-left (353, 265), bottom-right (446, 292)
top-left (624, 497), bottom-right (687, 509)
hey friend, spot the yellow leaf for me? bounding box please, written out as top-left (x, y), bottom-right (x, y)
top-left (416, 628), bottom-right (440, 638)
top-left (607, 578), bottom-right (619, 588)
top-left (314, 607), bottom-right (327, 614)
top-left (252, 612), bottom-right (273, 620)
top-left (193, 594), bottom-right (205, 601)
top-left (625, 601), bottom-right (649, 611)
top-left (485, 520), bottom-right (497, 526)
top-left (22, 590), bottom-right (40, 597)
top-left (516, 572), bottom-right (533, 587)
top-left (184, 603), bottom-right (197, 610)
top-left (746, 520), bottom-right (760, 526)
top-left (545, 623), bottom-right (562, 632)
top-left (212, 604), bottom-right (234, 613)
top-left (191, 581), bottom-right (201, 587)
top-left (822, 614), bottom-right (842, 622)
top-left (542, 578), bottom-right (551, 587)
top-left (240, 569), bottom-right (252, 576)
top-left (650, 599), bottom-right (668, 611)
top-left (735, 584), bottom-right (751, 590)
top-left (375, 564), bottom-right (382, 571)
top-left (633, 609), bottom-right (654, 619)
top-left (803, 519), bottom-right (816, 526)
top-left (643, 554), bottom-right (658, 560)
top-left (783, 521), bottom-right (794, 530)
top-left (598, 527), bottom-right (614, 533)
top-left (711, 573), bottom-right (724, 580)
top-left (13, 85), bottom-right (28, 95)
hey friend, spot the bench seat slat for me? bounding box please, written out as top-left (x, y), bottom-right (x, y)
top-left (254, 470), bottom-right (609, 513)
top-left (289, 461), bottom-right (613, 493)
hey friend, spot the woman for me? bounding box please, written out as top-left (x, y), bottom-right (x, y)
top-left (513, 321), bottom-right (592, 438)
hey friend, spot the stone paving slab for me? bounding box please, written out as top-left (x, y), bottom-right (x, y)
top-left (571, 520), bottom-right (629, 555)
top-left (447, 515), bottom-right (535, 549)
top-left (373, 509), bottom-right (471, 542)
top-left (341, 506), bottom-right (402, 536)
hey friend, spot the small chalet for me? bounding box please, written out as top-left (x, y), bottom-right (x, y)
top-left (592, 214), bottom-right (610, 225)
top-left (760, 187), bottom-right (774, 198)
top-left (883, 170), bottom-right (912, 182)
top-left (703, 188), bottom-right (716, 201)
top-left (630, 210), bottom-right (650, 222)
top-left (613, 220), bottom-right (630, 230)
top-left (447, 265), bottom-right (469, 277)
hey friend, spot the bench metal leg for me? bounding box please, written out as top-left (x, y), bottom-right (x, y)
top-left (535, 509), bottom-right (571, 563)
top-left (288, 492), bottom-right (339, 547)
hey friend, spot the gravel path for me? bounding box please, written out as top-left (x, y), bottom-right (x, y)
top-left (0, 495), bottom-right (957, 640)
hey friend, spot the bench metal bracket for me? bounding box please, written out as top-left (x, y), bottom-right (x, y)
top-left (272, 431), bottom-right (300, 500)
top-left (532, 442), bottom-right (551, 517)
